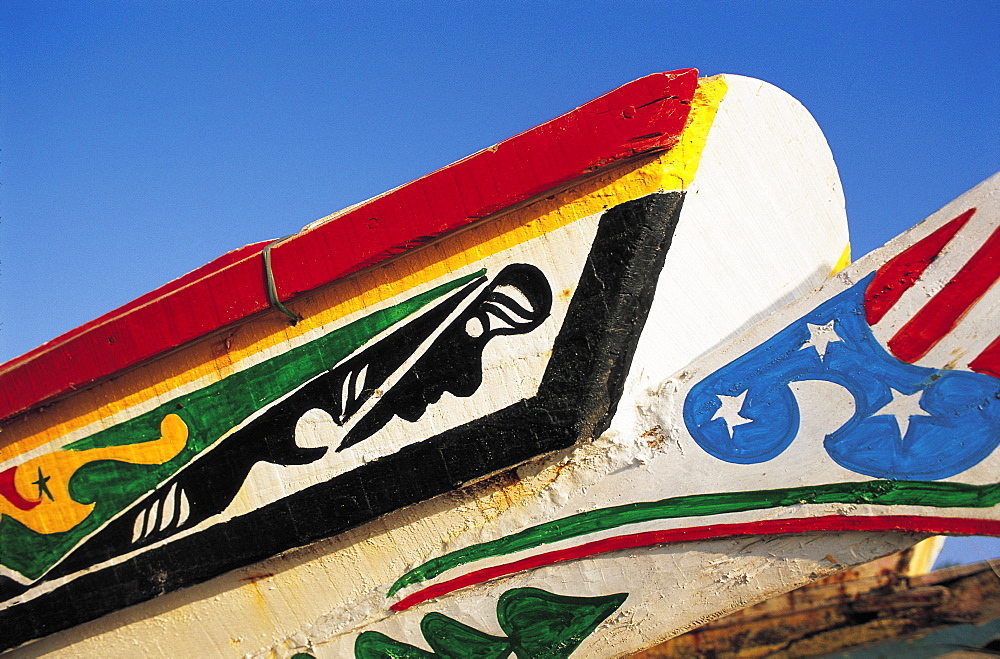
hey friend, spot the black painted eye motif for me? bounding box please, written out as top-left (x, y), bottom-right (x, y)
top-left (467, 282), bottom-right (546, 339)
top-left (337, 263), bottom-right (553, 451)
top-left (464, 316), bottom-right (485, 338)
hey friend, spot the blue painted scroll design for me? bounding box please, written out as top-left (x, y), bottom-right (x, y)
top-left (683, 274), bottom-right (1000, 480)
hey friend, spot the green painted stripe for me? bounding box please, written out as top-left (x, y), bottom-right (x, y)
top-left (388, 478), bottom-right (1000, 596)
top-left (1, 269), bottom-right (486, 581)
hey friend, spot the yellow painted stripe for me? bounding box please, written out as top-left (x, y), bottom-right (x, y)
top-left (830, 242), bottom-right (852, 276)
top-left (659, 75), bottom-right (727, 192)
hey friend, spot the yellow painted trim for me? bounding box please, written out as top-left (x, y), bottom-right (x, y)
top-left (1, 77), bottom-right (728, 457)
top-left (659, 75), bottom-right (727, 192)
top-left (830, 242), bottom-right (852, 276)
top-left (904, 536), bottom-right (945, 576)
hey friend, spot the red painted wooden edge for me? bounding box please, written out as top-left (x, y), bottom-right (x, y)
top-left (0, 69), bottom-right (699, 423)
top-left (392, 514), bottom-right (1000, 611)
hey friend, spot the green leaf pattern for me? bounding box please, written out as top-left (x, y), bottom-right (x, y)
top-left (355, 588), bottom-right (627, 659)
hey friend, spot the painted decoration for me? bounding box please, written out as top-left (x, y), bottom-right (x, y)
top-left (685, 208), bottom-right (1000, 479)
top-left (3, 68), bottom-right (996, 658)
top-left (305, 180), bottom-right (997, 659)
top-left (355, 588), bottom-right (627, 659)
top-left (0, 191), bottom-right (685, 645)
top-left (379, 176), bottom-right (1000, 617)
top-left (0, 71), bottom-right (718, 649)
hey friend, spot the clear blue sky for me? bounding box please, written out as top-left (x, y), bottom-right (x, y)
top-left (1, 2), bottom-right (998, 564)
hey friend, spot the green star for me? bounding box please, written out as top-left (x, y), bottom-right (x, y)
top-left (32, 467), bottom-right (54, 501)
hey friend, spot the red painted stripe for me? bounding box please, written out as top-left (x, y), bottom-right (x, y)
top-left (888, 221), bottom-right (1000, 363)
top-left (0, 467), bottom-right (39, 511)
top-left (969, 334), bottom-right (1000, 379)
top-left (0, 70), bottom-right (699, 423)
top-left (391, 514), bottom-right (1000, 612)
top-left (865, 208), bottom-right (975, 326)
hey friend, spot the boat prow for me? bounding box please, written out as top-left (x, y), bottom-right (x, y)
top-left (1, 70), bottom-right (997, 657)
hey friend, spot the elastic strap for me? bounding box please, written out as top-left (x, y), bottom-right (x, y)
top-left (262, 235), bottom-right (302, 326)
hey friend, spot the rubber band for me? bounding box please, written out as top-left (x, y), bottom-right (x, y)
top-left (262, 235), bottom-right (302, 326)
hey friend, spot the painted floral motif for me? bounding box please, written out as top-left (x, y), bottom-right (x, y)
top-left (356, 587), bottom-right (627, 658)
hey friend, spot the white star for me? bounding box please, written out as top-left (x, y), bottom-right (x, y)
top-left (712, 391), bottom-right (752, 438)
top-left (799, 320), bottom-right (842, 360)
top-left (872, 387), bottom-right (931, 439)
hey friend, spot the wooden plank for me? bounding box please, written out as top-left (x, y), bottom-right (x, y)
top-left (636, 550), bottom-right (1000, 657)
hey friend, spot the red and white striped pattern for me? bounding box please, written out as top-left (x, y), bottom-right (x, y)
top-left (865, 200), bottom-right (1000, 378)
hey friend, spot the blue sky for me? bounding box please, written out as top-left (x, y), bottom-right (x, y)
top-left (1, 2), bottom-right (998, 565)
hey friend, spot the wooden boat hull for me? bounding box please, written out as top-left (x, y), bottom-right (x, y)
top-left (1, 70), bottom-right (996, 657)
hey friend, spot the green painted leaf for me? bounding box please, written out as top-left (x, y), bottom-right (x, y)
top-left (497, 588), bottom-right (628, 659)
top-left (355, 631), bottom-right (436, 659)
top-left (420, 611), bottom-right (512, 658)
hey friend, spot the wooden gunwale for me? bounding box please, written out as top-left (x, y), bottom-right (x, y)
top-left (0, 69), bottom-right (699, 423)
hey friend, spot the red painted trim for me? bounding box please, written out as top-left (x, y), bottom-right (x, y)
top-left (969, 334), bottom-right (1000, 379)
top-left (889, 221), bottom-right (1000, 362)
top-left (0, 467), bottom-right (39, 511)
top-left (0, 70), bottom-right (699, 423)
top-left (391, 514), bottom-right (1000, 611)
top-left (865, 208), bottom-right (975, 327)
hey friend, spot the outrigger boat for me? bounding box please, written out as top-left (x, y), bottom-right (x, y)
top-left (0, 69), bottom-right (997, 657)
